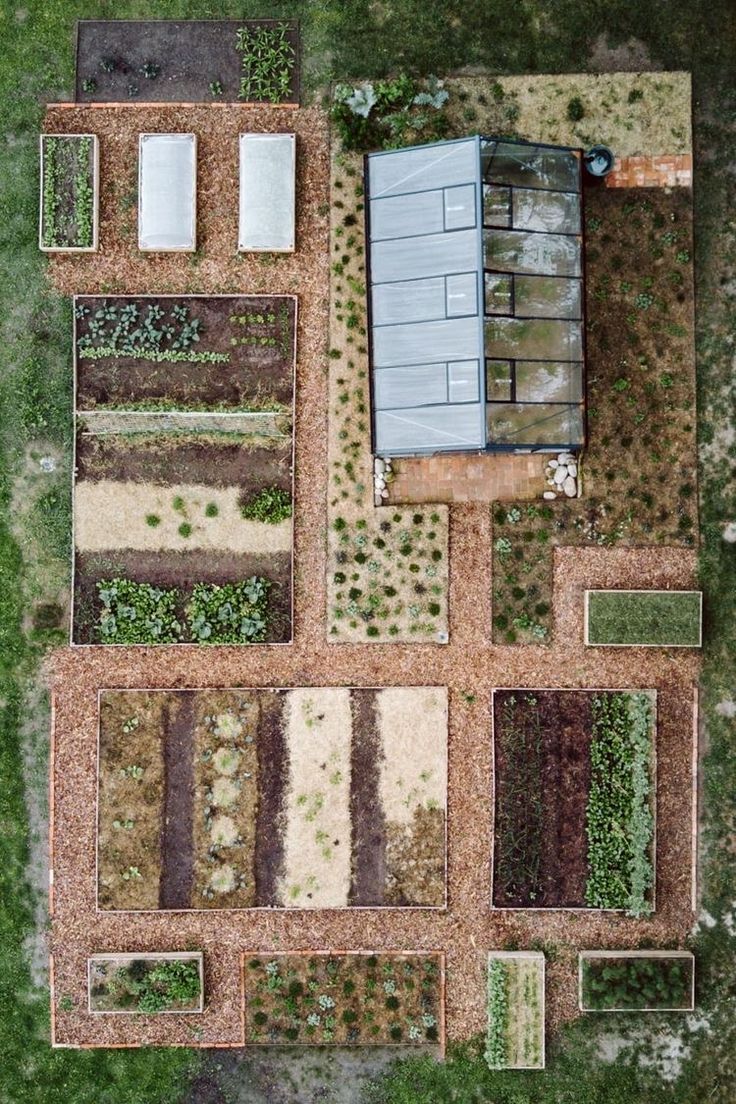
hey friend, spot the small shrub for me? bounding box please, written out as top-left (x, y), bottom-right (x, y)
top-left (205, 502), bottom-right (219, 518)
top-left (567, 96), bottom-right (585, 122)
top-left (178, 522), bottom-right (193, 538)
top-left (188, 578), bottom-right (271, 644)
top-left (240, 487), bottom-right (292, 524)
top-left (146, 513), bottom-right (161, 527)
top-left (96, 579), bottom-right (182, 644)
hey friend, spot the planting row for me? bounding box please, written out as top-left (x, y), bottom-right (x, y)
top-left (72, 296), bottom-right (296, 645)
top-left (39, 134), bottom-right (98, 251)
top-left (97, 687), bottom-right (447, 910)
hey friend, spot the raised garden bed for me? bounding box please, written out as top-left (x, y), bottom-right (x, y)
top-left (75, 20), bottom-right (299, 104)
top-left (97, 687), bottom-right (447, 910)
top-left (585, 589), bottom-right (702, 647)
top-left (74, 295), bottom-right (296, 410)
top-left (39, 134), bottom-right (98, 251)
top-left (492, 689), bottom-right (656, 912)
top-left (579, 950), bottom-right (695, 1012)
top-left (88, 951), bottom-right (203, 1014)
top-left (243, 953), bottom-right (444, 1047)
top-left (71, 296), bottom-right (296, 645)
top-left (485, 952), bottom-right (545, 1070)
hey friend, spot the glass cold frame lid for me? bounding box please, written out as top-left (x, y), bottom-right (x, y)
top-left (481, 139), bottom-right (585, 449)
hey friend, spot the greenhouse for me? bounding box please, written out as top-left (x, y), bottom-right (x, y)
top-left (365, 136), bottom-right (586, 456)
top-left (138, 133), bottom-right (197, 252)
top-left (239, 132), bottom-right (296, 252)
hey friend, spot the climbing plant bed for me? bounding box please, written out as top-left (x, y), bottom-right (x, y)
top-left (579, 950), bottom-right (695, 1012)
top-left (243, 953), bottom-right (444, 1048)
top-left (88, 951), bottom-right (204, 1014)
top-left (492, 689), bottom-right (656, 912)
top-left (74, 295), bottom-right (296, 411)
top-left (75, 20), bottom-right (299, 104)
top-left (585, 589), bottom-right (703, 647)
top-left (485, 952), bottom-right (545, 1070)
top-left (97, 687), bottom-right (447, 910)
top-left (39, 134), bottom-right (98, 251)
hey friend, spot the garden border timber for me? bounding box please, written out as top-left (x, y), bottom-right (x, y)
top-left (489, 687), bottom-right (658, 913)
top-left (38, 133), bottom-right (99, 253)
top-left (583, 589), bottom-right (703, 648)
top-left (87, 950), bottom-right (205, 1015)
top-left (577, 950), bottom-right (695, 1012)
top-left (49, 691), bottom-right (57, 919)
top-left (93, 685), bottom-right (449, 912)
top-left (692, 685), bottom-right (700, 912)
top-left (138, 132), bottom-right (197, 252)
top-left (486, 950), bottom-right (545, 1070)
top-left (240, 950), bottom-right (446, 1056)
top-left (69, 293), bottom-right (298, 649)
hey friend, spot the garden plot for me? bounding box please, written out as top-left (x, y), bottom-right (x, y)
top-left (39, 134), bottom-right (98, 251)
top-left (579, 950), bottom-right (695, 1012)
top-left (485, 952), bottom-right (545, 1070)
top-left (88, 952), bottom-right (203, 1014)
top-left (72, 295), bottom-right (295, 645)
top-left (97, 687), bottom-right (447, 910)
top-left (75, 20), bottom-right (299, 104)
top-left (243, 954), bottom-right (444, 1047)
top-left (492, 689), bottom-right (656, 913)
top-left (585, 589), bottom-right (702, 647)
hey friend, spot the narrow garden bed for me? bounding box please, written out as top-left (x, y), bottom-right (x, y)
top-left (485, 952), bottom-right (545, 1070)
top-left (492, 689), bottom-right (656, 912)
top-left (75, 20), bottom-right (299, 104)
top-left (243, 953), bottom-right (444, 1047)
top-left (585, 589), bottom-right (702, 647)
top-left (97, 687), bottom-right (447, 910)
top-left (88, 952), bottom-right (203, 1014)
top-left (579, 950), bottom-right (695, 1012)
top-left (74, 295), bottom-right (296, 410)
top-left (39, 134), bottom-right (98, 251)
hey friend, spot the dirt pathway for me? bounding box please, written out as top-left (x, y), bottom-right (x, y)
top-left (159, 692), bottom-right (194, 909)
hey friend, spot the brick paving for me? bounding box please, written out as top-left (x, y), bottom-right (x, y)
top-left (385, 451), bottom-right (547, 505)
top-left (605, 154), bottom-right (692, 188)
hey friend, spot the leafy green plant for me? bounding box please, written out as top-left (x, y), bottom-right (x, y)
top-left (236, 22), bottom-right (295, 104)
top-left (485, 960), bottom-right (508, 1069)
top-left (97, 958), bottom-right (201, 1013)
top-left (567, 95), bottom-right (585, 121)
top-left (188, 578), bottom-right (270, 643)
top-left (240, 486), bottom-right (292, 524)
top-left (331, 74), bottom-right (450, 152)
top-left (96, 579), bottom-right (182, 644)
top-left (209, 80), bottom-right (223, 97)
top-left (581, 956), bottom-right (692, 1010)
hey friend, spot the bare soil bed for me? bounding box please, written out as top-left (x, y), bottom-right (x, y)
top-left (75, 20), bottom-right (299, 104)
top-left (492, 689), bottom-right (656, 910)
top-left (97, 687), bottom-right (447, 911)
top-left (75, 295), bottom-right (296, 411)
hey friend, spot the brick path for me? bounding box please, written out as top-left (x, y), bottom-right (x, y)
top-left (605, 154), bottom-right (692, 188)
top-left (386, 451), bottom-right (546, 505)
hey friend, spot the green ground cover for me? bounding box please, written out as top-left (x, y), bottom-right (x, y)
top-left (586, 590), bottom-right (702, 646)
top-left (2, 2), bottom-right (736, 1102)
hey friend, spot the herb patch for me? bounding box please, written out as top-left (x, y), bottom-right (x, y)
top-left (97, 687), bottom-right (447, 910)
top-left (579, 951), bottom-right (694, 1012)
top-left (40, 134), bottom-right (97, 251)
top-left (485, 953), bottom-right (545, 1070)
top-left (585, 589), bottom-right (702, 647)
top-left (492, 689), bottom-right (656, 912)
top-left (88, 953), bottom-right (203, 1014)
top-left (243, 954), bottom-right (443, 1046)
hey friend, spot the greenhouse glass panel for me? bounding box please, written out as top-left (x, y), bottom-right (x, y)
top-left (483, 184), bottom-right (511, 227)
top-left (373, 363), bottom-right (448, 409)
top-left (485, 273), bottom-right (513, 315)
top-left (486, 359), bottom-right (513, 401)
top-left (239, 133), bottom-right (295, 252)
top-left (515, 361), bottom-right (583, 403)
top-left (371, 277), bottom-right (446, 326)
top-left (484, 229), bottom-right (581, 276)
top-left (484, 317), bottom-right (583, 361)
top-left (511, 188), bottom-right (581, 234)
top-left (513, 274), bottom-right (582, 319)
top-left (138, 134), bottom-right (196, 251)
top-left (482, 140), bottom-right (581, 192)
top-left (487, 402), bottom-right (584, 446)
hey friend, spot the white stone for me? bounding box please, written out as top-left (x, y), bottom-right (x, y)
top-left (374, 457), bottom-right (385, 474)
top-left (558, 452), bottom-right (574, 465)
top-left (567, 462), bottom-right (577, 477)
top-left (543, 490), bottom-right (557, 500)
top-left (563, 475), bottom-right (577, 497)
top-left (553, 466), bottom-right (567, 485)
top-left (375, 476), bottom-right (385, 491)
top-left (380, 488), bottom-right (389, 499)
top-left (548, 459), bottom-right (558, 469)
top-left (546, 478), bottom-right (556, 486)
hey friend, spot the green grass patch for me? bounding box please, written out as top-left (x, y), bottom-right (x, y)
top-left (586, 590), bottom-right (702, 646)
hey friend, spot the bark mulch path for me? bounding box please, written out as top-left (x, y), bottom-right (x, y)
top-left (45, 103), bottom-right (700, 1049)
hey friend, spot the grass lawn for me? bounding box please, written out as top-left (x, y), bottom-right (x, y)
top-left (2, 1), bottom-right (736, 1102)
top-left (586, 590), bottom-right (703, 647)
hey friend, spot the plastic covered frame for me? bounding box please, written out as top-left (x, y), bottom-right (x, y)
top-left (138, 133), bottom-right (197, 252)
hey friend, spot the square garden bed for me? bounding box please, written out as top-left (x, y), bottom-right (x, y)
top-left (75, 20), bottom-right (299, 104)
top-left (39, 134), bottom-right (98, 251)
top-left (96, 687), bottom-right (447, 910)
top-left (88, 951), bottom-right (203, 1014)
top-left (492, 689), bottom-right (656, 912)
top-left (579, 950), bottom-right (695, 1012)
top-left (72, 296), bottom-right (296, 645)
top-left (485, 952), bottom-right (545, 1070)
top-left (585, 590), bottom-right (702, 647)
top-left (243, 953), bottom-right (444, 1047)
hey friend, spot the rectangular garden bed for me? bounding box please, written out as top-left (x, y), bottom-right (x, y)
top-left (492, 689), bottom-right (657, 912)
top-left (485, 952), bottom-right (545, 1070)
top-left (585, 590), bottom-right (703, 647)
top-left (88, 951), bottom-right (203, 1014)
top-left (39, 133), bottom-right (98, 251)
top-left (96, 687), bottom-right (447, 910)
top-left (72, 295), bottom-right (296, 645)
top-left (578, 950), bottom-right (695, 1012)
top-left (138, 133), bottom-right (196, 252)
top-left (242, 953), bottom-right (444, 1048)
top-left (75, 20), bottom-right (299, 104)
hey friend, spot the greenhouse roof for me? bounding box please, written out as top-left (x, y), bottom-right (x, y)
top-left (365, 136), bottom-right (586, 456)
